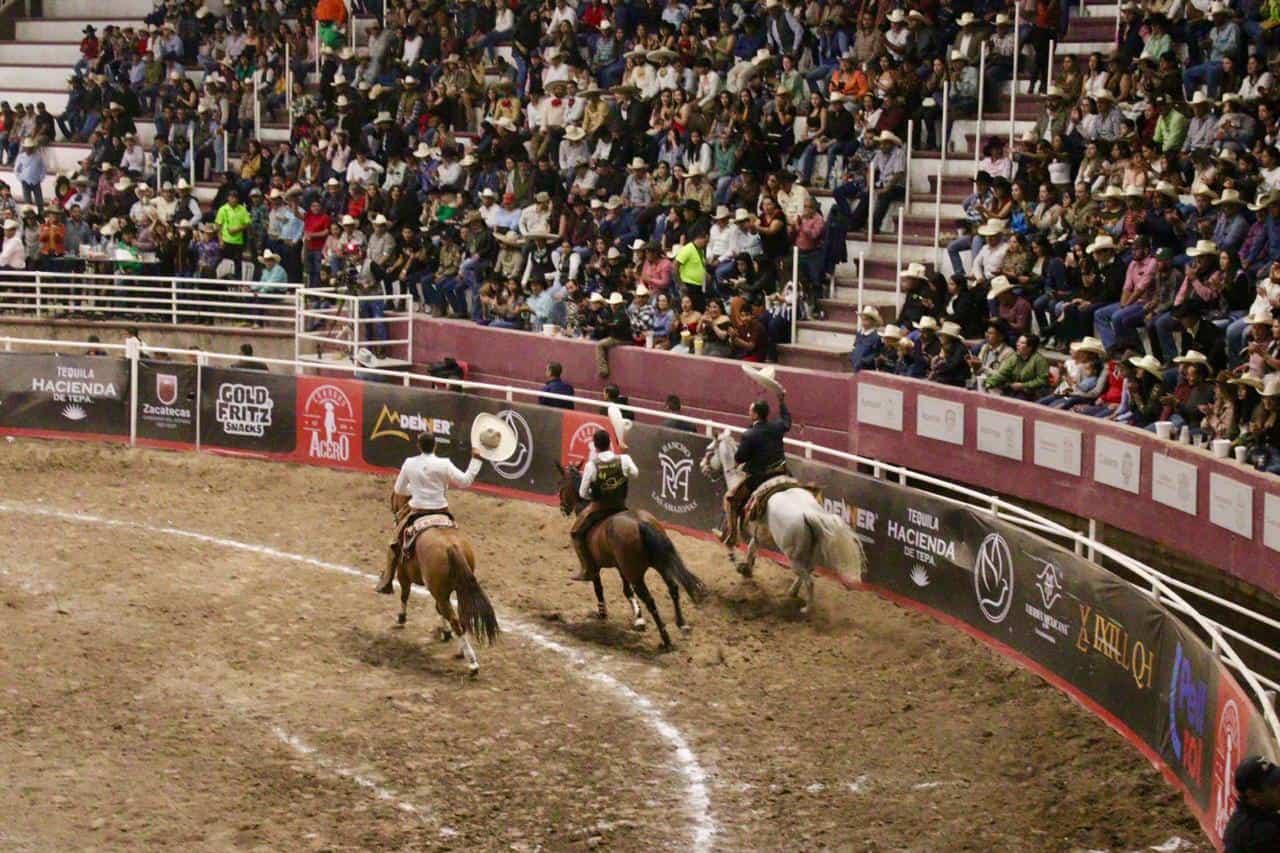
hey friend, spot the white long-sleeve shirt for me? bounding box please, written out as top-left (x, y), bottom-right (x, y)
top-left (579, 450), bottom-right (638, 500)
top-left (394, 453), bottom-right (482, 510)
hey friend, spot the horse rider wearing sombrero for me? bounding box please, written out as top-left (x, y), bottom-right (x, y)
top-left (377, 431), bottom-right (484, 594)
top-left (719, 382), bottom-right (791, 548)
top-left (569, 428), bottom-right (639, 582)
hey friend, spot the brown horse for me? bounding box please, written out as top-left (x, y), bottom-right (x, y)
top-left (554, 462), bottom-right (707, 650)
top-left (390, 491), bottom-right (499, 675)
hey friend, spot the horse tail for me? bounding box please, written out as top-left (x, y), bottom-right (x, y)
top-left (803, 509), bottom-right (866, 587)
top-left (447, 546), bottom-right (500, 645)
top-left (639, 521), bottom-right (707, 604)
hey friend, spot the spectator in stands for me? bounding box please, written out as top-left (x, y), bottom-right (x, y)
top-left (983, 334), bottom-right (1051, 400)
top-left (538, 360), bottom-right (575, 409)
top-left (231, 343), bottom-right (270, 372)
top-left (663, 394), bottom-right (697, 432)
top-left (848, 306), bottom-right (883, 372)
top-left (0, 218), bottom-right (24, 271)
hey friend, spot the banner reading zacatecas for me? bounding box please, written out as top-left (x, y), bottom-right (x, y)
top-left (0, 353), bottom-right (129, 437)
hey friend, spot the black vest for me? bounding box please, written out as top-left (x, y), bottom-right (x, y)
top-left (591, 457), bottom-right (628, 506)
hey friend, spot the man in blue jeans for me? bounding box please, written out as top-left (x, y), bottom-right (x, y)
top-left (1183, 3), bottom-right (1241, 99)
top-left (1095, 237), bottom-right (1156, 350)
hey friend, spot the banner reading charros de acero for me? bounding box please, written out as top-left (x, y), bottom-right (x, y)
top-left (295, 376), bottom-right (364, 470)
top-left (198, 366), bottom-right (296, 456)
top-left (137, 360), bottom-right (197, 446)
top-left (0, 353), bottom-right (129, 437)
top-left (360, 383), bottom-right (461, 471)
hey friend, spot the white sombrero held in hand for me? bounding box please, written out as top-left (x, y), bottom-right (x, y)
top-left (471, 413), bottom-right (518, 462)
top-left (742, 363), bottom-right (785, 395)
top-left (606, 404), bottom-right (633, 450)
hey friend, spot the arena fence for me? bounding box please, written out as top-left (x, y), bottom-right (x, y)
top-left (0, 334), bottom-right (1275, 848)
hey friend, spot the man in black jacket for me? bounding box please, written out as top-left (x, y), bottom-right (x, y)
top-left (720, 390), bottom-right (791, 547)
top-left (1223, 755), bottom-right (1280, 852)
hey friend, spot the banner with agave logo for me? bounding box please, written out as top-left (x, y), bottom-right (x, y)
top-left (0, 353), bottom-right (130, 437)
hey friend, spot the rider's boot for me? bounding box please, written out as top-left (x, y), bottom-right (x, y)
top-left (570, 534), bottom-right (599, 582)
top-left (717, 498), bottom-right (739, 547)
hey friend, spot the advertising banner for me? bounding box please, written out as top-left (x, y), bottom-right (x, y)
top-left (441, 396), bottom-right (565, 496)
top-left (199, 366), bottom-right (296, 456)
top-left (0, 353), bottom-right (129, 437)
top-left (136, 360), bottom-right (197, 446)
top-left (560, 408), bottom-right (617, 469)
top-left (295, 376), bottom-right (365, 470)
top-left (361, 383), bottom-right (463, 471)
top-left (624, 425), bottom-right (721, 532)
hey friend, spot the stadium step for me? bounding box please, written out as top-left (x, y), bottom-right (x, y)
top-left (43, 0), bottom-right (154, 14)
top-left (776, 342), bottom-right (850, 372)
top-left (0, 41), bottom-right (85, 65)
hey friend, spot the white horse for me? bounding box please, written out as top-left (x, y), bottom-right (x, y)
top-left (699, 429), bottom-right (865, 614)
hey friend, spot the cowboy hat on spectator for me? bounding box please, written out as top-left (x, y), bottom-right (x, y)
top-left (859, 305), bottom-right (883, 324)
top-left (634, 283), bottom-right (650, 297)
top-left (1250, 192), bottom-right (1278, 212)
top-left (1173, 350), bottom-right (1210, 365)
top-left (1, 219), bottom-right (17, 231)
top-left (937, 321), bottom-right (965, 340)
top-left (899, 262), bottom-right (930, 280)
top-left (976, 218), bottom-right (1008, 237)
top-left (1214, 188), bottom-right (1245, 206)
top-left (1191, 182), bottom-right (1218, 199)
top-left (1185, 238), bottom-right (1218, 257)
top-left (627, 157), bottom-right (648, 171)
top-left (1154, 180), bottom-right (1179, 200)
top-left (734, 208), bottom-right (753, 223)
top-left (1259, 374), bottom-right (1280, 396)
top-left (607, 291), bottom-right (625, 306)
top-left (881, 324), bottom-right (904, 341)
top-left (340, 214), bottom-right (357, 226)
top-left (1245, 310), bottom-right (1275, 325)
top-left (1129, 354), bottom-right (1164, 377)
top-left (875, 130), bottom-right (902, 146)
top-left (589, 292), bottom-right (606, 304)
top-left (496, 231), bottom-right (526, 247)
top-left (629, 238), bottom-right (647, 251)
top-left (956, 12), bottom-right (979, 27)
top-left (713, 205), bottom-right (731, 220)
top-left (742, 363), bottom-right (785, 395)
top-left (914, 316), bottom-right (940, 331)
top-left (1070, 337), bottom-right (1107, 357)
top-left (949, 50), bottom-right (968, 64)
top-left (471, 413), bottom-right (518, 462)
top-left (259, 249), bottom-right (280, 262)
top-left (886, 9), bottom-right (906, 23)
top-left (987, 276), bottom-right (1015, 299)
top-left (563, 125), bottom-right (585, 141)
top-left (1230, 373), bottom-right (1265, 391)
top-left (1087, 235), bottom-right (1118, 254)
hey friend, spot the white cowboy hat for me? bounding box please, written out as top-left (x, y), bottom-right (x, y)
top-left (713, 205), bottom-right (731, 220)
top-left (607, 291), bottom-right (625, 305)
top-left (899, 261), bottom-right (929, 280)
top-left (589, 291), bottom-right (606, 303)
top-left (1244, 310), bottom-right (1275, 325)
top-left (1214, 188), bottom-right (1244, 206)
top-left (957, 12), bottom-right (978, 27)
top-left (949, 49), bottom-right (968, 63)
top-left (1128, 354), bottom-right (1164, 378)
top-left (1191, 182), bottom-right (1217, 199)
top-left (1154, 180), bottom-right (1179, 200)
top-left (341, 214), bottom-right (357, 226)
top-left (875, 130), bottom-right (902, 146)
top-left (630, 238), bottom-right (648, 251)
top-left (742, 363), bottom-right (785, 395)
top-left (1173, 349), bottom-right (1210, 365)
top-left (1070, 336), bottom-right (1107, 356)
top-left (881, 323), bottom-right (904, 340)
top-left (259, 249), bottom-right (279, 261)
top-left (326, 177), bottom-right (342, 187)
top-left (859, 305), bottom-right (882, 324)
top-left (914, 316), bottom-right (940, 331)
top-left (563, 125), bottom-right (585, 141)
top-left (937, 321), bottom-right (965, 340)
top-left (1087, 235), bottom-right (1118, 254)
top-left (976, 218), bottom-right (1008, 237)
top-left (1188, 90), bottom-right (1214, 106)
top-left (1261, 374), bottom-right (1280, 397)
top-left (634, 283), bottom-right (650, 297)
top-left (627, 157), bottom-right (648, 171)
top-left (480, 188), bottom-right (497, 198)
top-left (886, 9), bottom-right (906, 23)
top-left (1185, 238), bottom-right (1218, 257)
top-left (413, 143), bottom-right (433, 159)
top-left (1250, 192), bottom-right (1277, 212)
top-left (471, 412), bottom-right (518, 462)
top-left (605, 404), bottom-right (633, 449)
top-left (1, 219), bottom-right (18, 230)
top-left (734, 208), bottom-right (753, 223)
top-left (987, 276), bottom-right (1015, 299)
top-left (371, 213), bottom-right (389, 226)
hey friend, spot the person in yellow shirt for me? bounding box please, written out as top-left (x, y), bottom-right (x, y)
top-left (674, 232), bottom-right (709, 310)
top-left (214, 190), bottom-right (252, 279)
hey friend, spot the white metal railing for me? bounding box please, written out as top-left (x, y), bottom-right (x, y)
top-left (0, 270), bottom-right (300, 328)
top-left (294, 286), bottom-right (414, 366)
top-left (1, 331), bottom-right (1277, 750)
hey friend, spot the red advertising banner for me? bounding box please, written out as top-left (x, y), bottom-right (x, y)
top-left (294, 376), bottom-right (365, 471)
top-left (560, 409), bottom-right (615, 469)
top-left (1208, 672), bottom-right (1254, 847)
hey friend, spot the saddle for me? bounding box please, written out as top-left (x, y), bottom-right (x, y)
top-left (743, 476), bottom-right (822, 523)
top-left (402, 512), bottom-right (457, 553)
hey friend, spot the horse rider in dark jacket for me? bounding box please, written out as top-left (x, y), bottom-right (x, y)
top-left (720, 390), bottom-right (790, 547)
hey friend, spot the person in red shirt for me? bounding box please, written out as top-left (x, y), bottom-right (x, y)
top-left (302, 200), bottom-right (331, 286)
top-left (791, 196), bottom-right (826, 316)
top-left (75, 25), bottom-right (100, 77)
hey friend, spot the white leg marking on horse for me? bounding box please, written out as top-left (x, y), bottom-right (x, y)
top-left (459, 635), bottom-right (479, 673)
top-left (630, 594), bottom-right (646, 628)
top-left (0, 502), bottom-right (718, 853)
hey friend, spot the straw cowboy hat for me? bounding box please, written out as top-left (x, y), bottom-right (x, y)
top-left (881, 324), bottom-right (904, 341)
top-left (1214, 188), bottom-right (1245, 206)
top-left (589, 292), bottom-right (606, 304)
top-left (607, 291), bottom-right (625, 305)
top-left (937, 321), bottom-right (965, 340)
top-left (471, 413), bottom-right (518, 462)
top-left (987, 276), bottom-right (1015, 299)
top-left (1173, 349), bottom-right (1210, 366)
top-left (1188, 90), bottom-right (1214, 107)
top-left (1245, 310), bottom-right (1276, 325)
top-left (875, 130), bottom-right (902, 146)
top-left (1185, 238), bottom-right (1218, 257)
top-left (563, 125), bottom-right (585, 141)
top-left (1070, 336), bottom-right (1107, 357)
top-left (627, 157), bottom-right (648, 171)
top-left (957, 12), bottom-right (979, 27)
top-left (859, 305), bottom-right (882, 324)
top-left (1250, 191), bottom-right (1278, 212)
top-left (1260, 374), bottom-right (1280, 396)
top-left (913, 316), bottom-right (940, 331)
top-left (1230, 373), bottom-right (1265, 391)
top-left (496, 230), bottom-right (526, 247)
top-left (899, 261), bottom-right (929, 280)
top-left (734, 208), bottom-right (753, 223)
top-left (259, 248), bottom-right (280, 262)
top-left (713, 205), bottom-right (731, 220)
top-left (976, 218), bottom-right (1008, 237)
top-left (1154, 180), bottom-right (1180, 200)
top-left (949, 50), bottom-right (969, 64)
top-left (606, 404), bottom-right (633, 449)
top-left (1129, 354), bottom-right (1164, 377)
top-left (886, 9), bottom-right (906, 23)
top-left (1087, 234), bottom-right (1118, 254)
top-left (742, 363), bottom-right (785, 395)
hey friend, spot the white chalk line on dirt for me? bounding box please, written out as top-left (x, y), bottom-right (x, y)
top-left (269, 727), bottom-right (425, 819)
top-left (0, 501), bottom-right (718, 853)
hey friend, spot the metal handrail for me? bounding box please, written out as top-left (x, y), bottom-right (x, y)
top-left (1, 332), bottom-right (1277, 746)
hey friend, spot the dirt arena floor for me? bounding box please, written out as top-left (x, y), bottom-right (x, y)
top-left (0, 441), bottom-right (1210, 852)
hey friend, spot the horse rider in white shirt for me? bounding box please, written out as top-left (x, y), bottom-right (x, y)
top-left (377, 430), bottom-right (483, 593)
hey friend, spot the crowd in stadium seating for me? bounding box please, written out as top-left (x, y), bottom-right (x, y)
top-left (0, 0), bottom-right (1277, 468)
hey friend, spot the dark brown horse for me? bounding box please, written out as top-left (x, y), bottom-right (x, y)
top-left (390, 491), bottom-right (499, 675)
top-left (555, 462), bottom-right (707, 650)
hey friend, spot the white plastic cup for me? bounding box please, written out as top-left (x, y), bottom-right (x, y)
top-left (542, 323), bottom-right (558, 336)
top-left (1155, 421), bottom-right (1174, 440)
top-left (645, 330), bottom-right (654, 348)
top-left (1212, 439), bottom-right (1231, 459)
top-left (1235, 445), bottom-right (1249, 463)
top-left (1180, 425), bottom-right (1192, 444)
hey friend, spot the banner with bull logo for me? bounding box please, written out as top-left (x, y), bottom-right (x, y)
top-left (198, 366), bottom-right (296, 456)
top-left (136, 361), bottom-right (197, 447)
top-left (0, 353), bottom-right (129, 437)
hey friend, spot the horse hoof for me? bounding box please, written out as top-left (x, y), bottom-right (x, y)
top-left (595, 611), bottom-right (608, 621)
top-left (396, 613), bottom-right (407, 625)
top-left (632, 620), bottom-right (647, 632)
top-left (468, 665), bottom-right (480, 678)
top-left (438, 630), bottom-right (453, 643)
top-left (736, 564), bottom-right (753, 578)
top-left (679, 624), bottom-right (693, 634)
top-left (658, 642), bottom-right (674, 653)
